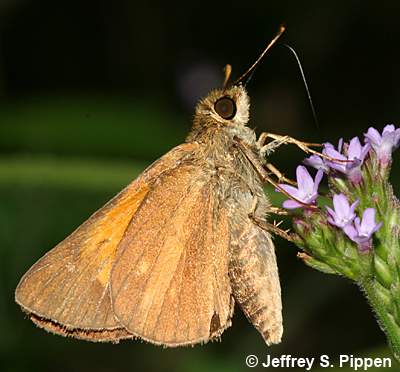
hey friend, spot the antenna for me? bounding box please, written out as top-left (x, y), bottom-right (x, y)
top-left (233, 24), bottom-right (286, 86)
top-left (282, 43), bottom-right (319, 128)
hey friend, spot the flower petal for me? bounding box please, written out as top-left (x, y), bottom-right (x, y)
top-left (332, 194), bottom-right (350, 218)
top-left (324, 146), bottom-right (345, 159)
top-left (383, 124), bottom-right (395, 135)
top-left (327, 216), bottom-right (342, 227)
top-left (354, 216), bottom-right (361, 230)
top-left (338, 138), bottom-right (344, 152)
top-left (324, 147), bottom-right (347, 172)
top-left (283, 199), bottom-right (302, 209)
top-left (304, 155), bottom-right (328, 172)
top-left (348, 137), bottom-right (362, 159)
top-left (325, 206), bottom-right (336, 219)
top-left (278, 184), bottom-right (301, 199)
top-left (323, 142), bottom-right (334, 150)
top-left (360, 208), bottom-right (376, 234)
top-left (394, 129), bottom-right (400, 146)
top-left (296, 166), bottom-right (314, 194)
top-left (364, 127), bottom-right (382, 145)
top-left (349, 199), bottom-right (360, 214)
top-left (371, 221), bottom-right (383, 234)
top-left (343, 224), bottom-right (358, 241)
top-left (360, 143), bottom-right (371, 161)
top-left (313, 169), bottom-right (323, 193)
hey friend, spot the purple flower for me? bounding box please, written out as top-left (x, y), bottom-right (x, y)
top-left (324, 138), bottom-right (343, 152)
top-left (303, 138), bottom-right (346, 173)
top-left (303, 155), bottom-right (330, 172)
top-left (324, 137), bottom-right (370, 184)
top-left (343, 208), bottom-right (383, 252)
top-left (326, 193), bottom-right (359, 228)
top-left (303, 139), bottom-right (344, 173)
top-left (278, 166), bottom-right (323, 209)
top-left (364, 125), bottom-right (400, 166)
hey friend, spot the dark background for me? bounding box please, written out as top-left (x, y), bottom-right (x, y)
top-left (1, 1), bottom-right (399, 371)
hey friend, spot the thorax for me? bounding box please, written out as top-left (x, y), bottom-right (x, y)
top-left (187, 125), bottom-right (268, 209)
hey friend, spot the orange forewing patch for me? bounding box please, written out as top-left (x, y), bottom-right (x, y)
top-left (79, 187), bottom-right (148, 288)
top-left (15, 183), bottom-right (150, 331)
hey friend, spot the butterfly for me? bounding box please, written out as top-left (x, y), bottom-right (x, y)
top-left (15, 26), bottom-right (300, 347)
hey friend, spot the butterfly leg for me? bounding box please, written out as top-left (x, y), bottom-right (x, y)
top-left (249, 195), bottom-right (288, 216)
top-left (233, 136), bottom-right (318, 210)
top-left (250, 212), bottom-right (293, 242)
top-left (267, 206), bottom-right (289, 215)
top-left (259, 134), bottom-right (292, 158)
top-left (265, 163), bottom-right (297, 186)
top-left (249, 196), bottom-right (293, 241)
top-left (259, 132), bottom-right (351, 165)
top-left (259, 132), bottom-right (322, 157)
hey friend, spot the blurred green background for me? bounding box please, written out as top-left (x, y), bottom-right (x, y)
top-left (1, 1), bottom-right (400, 371)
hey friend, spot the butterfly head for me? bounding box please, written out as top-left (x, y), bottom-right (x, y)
top-left (189, 25), bottom-right (285, 141)
top-left (194, 85), bottom-right (250, 130)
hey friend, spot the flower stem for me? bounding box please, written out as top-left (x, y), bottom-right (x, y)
top-left (360, 277), bottom-right (400, 361)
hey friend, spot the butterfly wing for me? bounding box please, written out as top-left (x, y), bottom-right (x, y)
top-left (29, 313), bottom-right (133, 342)
top-left (110, 163), bottom-right (234, 346)
top-left (15, 143), bottom-right (198, 342)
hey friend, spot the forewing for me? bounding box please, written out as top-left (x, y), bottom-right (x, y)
top-left (111, 165), bottom-right (233, 347)
top-left (15, 143), bottom-right (198, 341)
top-left (29, 314), bottom-right (133, 343)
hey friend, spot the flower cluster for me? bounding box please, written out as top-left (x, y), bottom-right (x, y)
top-left (277, 125), bottom-right (399, 255)
top-left (304, 124), bottom-right (400, 181)
top-left (275, 124), bottom-right (400, 361)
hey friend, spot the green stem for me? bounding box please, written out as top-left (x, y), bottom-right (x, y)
top-left (361, 277), bottom-right (400, 361)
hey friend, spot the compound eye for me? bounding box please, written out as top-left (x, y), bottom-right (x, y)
top-left (214, 97), bottom-right (236, 120)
